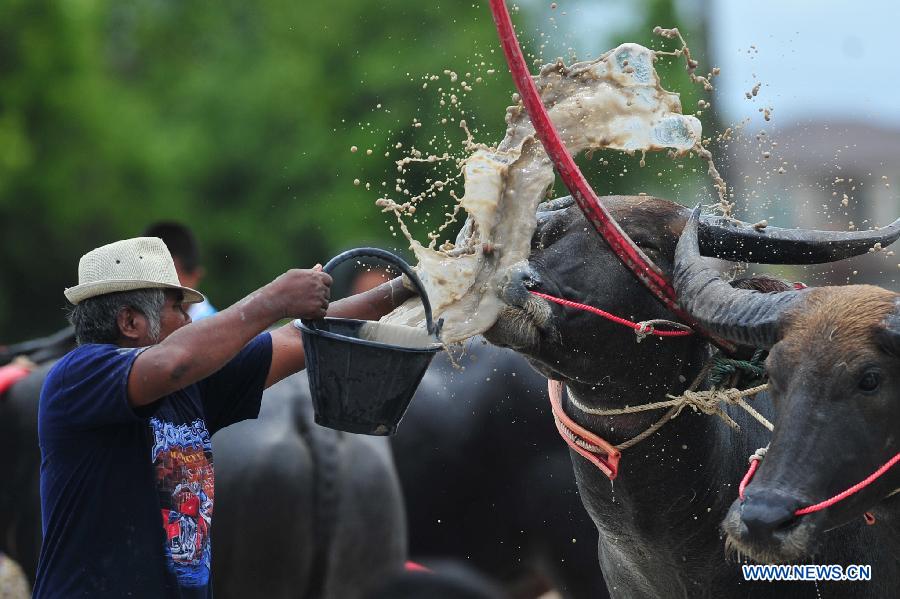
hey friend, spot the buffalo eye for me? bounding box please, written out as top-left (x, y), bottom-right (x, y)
top-left (858, 370), bottom-right (881, 393)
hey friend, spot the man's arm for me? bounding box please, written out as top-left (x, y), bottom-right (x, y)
top-left (265, 277), bottom-right (415, 387)
top-left (128, 269), bottom-right (331, 407)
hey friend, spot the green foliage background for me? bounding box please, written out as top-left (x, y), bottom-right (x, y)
top-left (0, 0), bottom-right (709, 340)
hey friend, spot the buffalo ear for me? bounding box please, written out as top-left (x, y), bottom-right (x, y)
top-left (536, 195), bottom-right (575, 213)
top-left (876, 305), bottom-right (900, 357)
top-left (536, 195), bottom-right (576, 229)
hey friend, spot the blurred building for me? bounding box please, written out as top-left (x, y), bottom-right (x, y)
top-left (726, 120), bottom-right (900, 290)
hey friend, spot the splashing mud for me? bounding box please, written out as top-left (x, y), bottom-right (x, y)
top-left (381, 42), bottom-right (712, 343)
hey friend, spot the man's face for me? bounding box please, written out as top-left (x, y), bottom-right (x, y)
top-left (157, 290), bottom-right (192, 342)
top-left (116, 289), bottom-right (192, 347)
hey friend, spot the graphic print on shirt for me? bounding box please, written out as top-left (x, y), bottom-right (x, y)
top-left (150, 417), bottom-right (214, 588)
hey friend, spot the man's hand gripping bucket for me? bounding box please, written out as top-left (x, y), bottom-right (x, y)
top-left (295, 248), bottom-right (443, 435)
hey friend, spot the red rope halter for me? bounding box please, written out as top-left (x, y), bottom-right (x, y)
top-left (530, 291), bottom-right (694, 338)
top-left (739, 450), bottom-right (900, 517)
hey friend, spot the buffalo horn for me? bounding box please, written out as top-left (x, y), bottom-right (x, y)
top-left (698, 214), bottom-right (900, 264)
top-left (537, 195), bottom-right (900, 264)
top-left (675, 206), bottom-right (807, 349)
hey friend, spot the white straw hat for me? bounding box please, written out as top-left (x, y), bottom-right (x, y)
top-left (64, 237), bottom-right (205, 305)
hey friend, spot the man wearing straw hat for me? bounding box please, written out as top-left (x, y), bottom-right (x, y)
top-left (33, 237), bottom-right (413, 598)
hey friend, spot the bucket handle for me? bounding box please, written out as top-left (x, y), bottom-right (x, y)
top-left (302, 248), bottom-right (442, 338)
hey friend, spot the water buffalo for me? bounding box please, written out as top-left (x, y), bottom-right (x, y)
top-left (0, 325), bottom-right (77, 587)
top-left (0, 327), bottom-right (75, 369)
top-left (0, 363), bottom-right (51, 588)
top-left (392, 341), bottom-right (607, 598)
top-left (211, 373), bottom-right (407, 599)
top-left (483, 194), bottom-right (900, 598)
top-left (674, 207), bottom-right (900, 583)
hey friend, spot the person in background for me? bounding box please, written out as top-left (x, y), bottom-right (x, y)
top-left (34, 236), bottom-right (415, 598)
top-left (142, 222), bottom-right (217, 320)
top-left (351, 263), bottom-right (393, 295)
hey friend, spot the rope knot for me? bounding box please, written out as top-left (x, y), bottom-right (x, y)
top-left (634, 318), bottom-right (693, 343)
top-left (666, 384), bottom-right (772, 432)
top-left (679, 390), bottom-right (718, 414)
top-left (748, 445), bottom-right (768, 464)
top-left (635, 321), bottom-right (654, 342)
top-left (739, 446), bottom-right (769, 501)
top-left (708, 349), bottom-right (767, 388)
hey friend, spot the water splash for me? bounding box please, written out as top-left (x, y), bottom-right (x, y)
top-left (382, 39), bottom-right (720, 343)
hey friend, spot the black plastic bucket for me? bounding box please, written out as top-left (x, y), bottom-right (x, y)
top-left (295, 248), bottom-right (442, 435)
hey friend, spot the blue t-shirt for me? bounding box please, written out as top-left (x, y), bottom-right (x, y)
top-left (34, 333), bottom-right (273, 598)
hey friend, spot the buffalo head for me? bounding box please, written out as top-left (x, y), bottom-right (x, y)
top-left (484, 195), bottom-right (900, 389)
top-left (674, 207), bottom-right (900, 563)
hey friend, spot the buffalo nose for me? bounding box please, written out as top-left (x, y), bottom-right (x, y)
top-left (740, 492), bottom-right (801, 541)
top-left (501, 265), bottom-right (543, 305)
top-left (514, 268), bottom-right (541, 290)
top-left (503, 265), bottom-right (540, 292)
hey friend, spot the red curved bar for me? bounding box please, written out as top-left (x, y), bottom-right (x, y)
top-left (487, 0), bottom-right (698, 327)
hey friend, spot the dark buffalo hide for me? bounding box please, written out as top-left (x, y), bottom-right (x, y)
top-left (392, 341), bottom-right (607, 599)
top-left (212, 373), bottom-right (407, 598)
